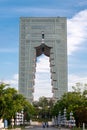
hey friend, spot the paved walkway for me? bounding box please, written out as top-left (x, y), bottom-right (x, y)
top-left (24, 126), bottom-right (70, 130)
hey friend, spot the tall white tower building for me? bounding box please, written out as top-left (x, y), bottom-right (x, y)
top-left (19, 17), bottom-right (67, 103)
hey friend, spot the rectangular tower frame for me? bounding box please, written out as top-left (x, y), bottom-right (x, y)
top-left (19, 17), bottom-right (67, 103)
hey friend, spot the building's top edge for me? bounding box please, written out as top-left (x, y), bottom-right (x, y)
top-left (20, 17), bottom-right (66, 19)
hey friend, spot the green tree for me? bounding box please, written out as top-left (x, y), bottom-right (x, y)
top-left (52, 86), bottom-right (87, 126)
top-left (0, 82), bottom-right (34, 125)
top-left (75, 106), bottom-right (87, 127)
top-left (33, 96), bottom-right (53, 121)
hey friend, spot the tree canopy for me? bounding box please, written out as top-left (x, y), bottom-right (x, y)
top-left (33, 96), bottom-right (54, 121)
top-left (52, 84), bottom-right (87, 126)
top-left (0, 82), bottom-right (34, 122)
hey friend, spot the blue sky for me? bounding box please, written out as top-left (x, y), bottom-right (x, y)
top-left (0, 0), bottom-right (87, 100)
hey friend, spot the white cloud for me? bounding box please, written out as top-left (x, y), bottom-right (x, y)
top-left (13, 7), bottom-right (68, 15)
top-left (0, 74), bottom-right (18, 90)
top-left (0, 0), bottom-right (8, 1)
top-left (67, 9), bottom-right (87, 55)
top-left (0, 6), bottom-right (70, 18)
top-left (78, 1), bottom-right (87, 6)
top-left (0, 48), bottom-right (18, 53)
top-left (67, 9), bottom-right (87, 92)
top-left (36, 54), bottom-right (50, 72)
top-left (34, 54), bottom-right (53, 100)
top-left (68, 74), bottom-right (87, 91)
top-left (34, 81), bottom-right (53, 100)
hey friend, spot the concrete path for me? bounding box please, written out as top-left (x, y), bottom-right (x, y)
top-left (24, 126), bottom-right (70, 130)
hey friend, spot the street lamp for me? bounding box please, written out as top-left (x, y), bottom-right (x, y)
top-left (58, 111), bottom-right (61, 127)
top-left (64, 108), bottom-right (67, 127)
top-left (11, 118), bottom-right (14, 128)
top-left (69, 111), bottom-right (76, 128)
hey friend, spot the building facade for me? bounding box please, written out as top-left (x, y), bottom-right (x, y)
top-left (19, 17), bottom-right (67, 103)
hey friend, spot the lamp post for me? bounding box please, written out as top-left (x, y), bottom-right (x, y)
top-left (11, 117), bottom-right (14, 128)
top-left (21, 110), bottom-right (24, 125)
top-left (58, 111), bottom-right (61, 127)
top-left (15, 110), bottom-right (24, 126)
top-left (64, 108), bottom-right (66, 127)
top-left (69, 111), bottom-right (76, 128)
